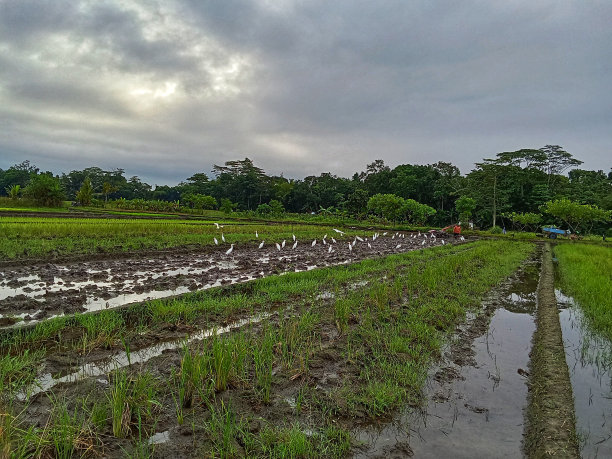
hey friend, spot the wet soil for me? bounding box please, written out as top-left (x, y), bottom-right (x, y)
top-left (354, 253), bottom-right (540, 458)
top-left (525, 243), bottom-right (579, 458)
top-left (0, 232), bottom-right (461, 325)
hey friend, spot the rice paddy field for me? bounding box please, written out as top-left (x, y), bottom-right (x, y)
top-left (1, 213), bottom-right (610, 457)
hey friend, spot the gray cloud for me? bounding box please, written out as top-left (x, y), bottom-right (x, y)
top-left (0, 0), bottom-right (610, 184)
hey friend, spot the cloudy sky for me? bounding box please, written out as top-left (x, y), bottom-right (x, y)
top-left (0, 0), bottom-right (610, 185)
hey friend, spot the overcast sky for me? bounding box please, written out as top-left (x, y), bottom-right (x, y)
top-left (0, 0), bottom-right (610, 185)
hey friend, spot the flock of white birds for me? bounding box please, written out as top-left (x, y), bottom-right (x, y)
top-left (211, 222), bottom-right (465, 257)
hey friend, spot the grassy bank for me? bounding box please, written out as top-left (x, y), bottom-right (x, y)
top-left (0, 239), bottom-right (533, 457)
top-left (554, 244), bottom-right (612, 341)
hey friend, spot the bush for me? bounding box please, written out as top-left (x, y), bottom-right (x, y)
top-left (23, 174), bottom-right (65, 207)
top-left (488, 226), bottom-right (503, 234)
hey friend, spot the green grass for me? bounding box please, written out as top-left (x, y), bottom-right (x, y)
top-left (555, 244), bottom-right (612, 340)
top-left (0, 216), bottom-right (371, 259)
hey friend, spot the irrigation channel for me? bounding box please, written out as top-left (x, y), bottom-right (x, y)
top-left (0, 232), bottom-right (455, 326)
top-left (355, 254), bottom-right (540, 457)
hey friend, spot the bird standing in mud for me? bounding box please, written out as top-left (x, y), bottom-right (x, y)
top-left (225, 244), bottom-right (234, 255)
top-left (221, 233), bottom-right (225, 243)
top-left (292, 240), bottom-right (298, 250)
top-left (259, 241), bottom-right (265, 249)
top-left (312, 239), bottom-right (317, 247)
top-left (214, 237), bottom-right (218, 245)
top-left (276, 243), bottom-right (281, 251)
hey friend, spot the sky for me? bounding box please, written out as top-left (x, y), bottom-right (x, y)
top-left (0, 0), bottom-right (610, 186)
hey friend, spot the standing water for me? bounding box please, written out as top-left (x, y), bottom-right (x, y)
top-left (557, 290), bottom-right (612, 458)
top-left (355, 260), bottom-right (539, 457)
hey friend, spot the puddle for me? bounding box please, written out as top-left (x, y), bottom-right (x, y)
top-left (557, 291), bottom-right (612, 458)
top-left (20, 312), bottom-right (271, 400)
top-left (354, 260), bottom-right (539, 457)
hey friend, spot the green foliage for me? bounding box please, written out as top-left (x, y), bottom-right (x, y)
top-left (182, 193), bottom-right (217, 211)
top-left (219, 198), bottom-right (237, 214)
top-left (541, 198), bottom-right (610, 233)
top-left (501, 211), bottom-right (542, 232)
top-left (76, 177), bottom-right (94, 206)
top-left (23, 174), bottom-right (65, 206)
top-left (6, 184), bottom-right (21, 199)
top-left (256, 203), bottom-right (272, 216)
top-left (455, 196), bottom-right (476, 223)
top-left (488, 225), bottom-right (503, 234)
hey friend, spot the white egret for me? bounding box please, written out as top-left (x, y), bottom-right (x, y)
top-left (214, 222), bottom-right (220, 229)
top-left (351, 240), bottom-right (356, 247)
top-left (396, 243), bottom-right (402, 249)
top-left (348, 242), bottom-right (352, 252)
top-left (221, 233), bottom-right (225, 242)
top-left (383, 232), bottom-right (388, 236)
top-left (292, 241), bottom-right (298, 250)
top-left (256, 231), bottom-right (258, 238)
top-left (282, 240), bottom-right (286, 248)
top-left (356, 236), bottom-right (363, 242)
top-left (333, 228), bottom-right (345, 235)
top-left (460, 236), bottom-right (465, 241)
top-left (331, 237), bottom-right (337, 244)
top-left (368, 242), bottom-right (372, 249)
top-left (441, 240), bottom-right (445, 245)
top-left (323, 239), bottom-right (327, 245)
top-left (292, 234), bottom-right (296, 241)
top-left (311, 239), bottom-right (317, 247)
top-left (259, 241), bottom-right (265, 249)
top-left (276, 243), bottom-right (281, 251)
top-left (328, 245), bottom-right (333, 253)
top-left (418, 232), bottom-right (421, 237)
top-left (421, 240), bottom-right (426, 246)
top-left (225, 244), bottom-right (234, 255)
top-left (214, 237), bottom-right (219, 245)
top-left (323, 234), bottom-right (328, 240)
top-left (392, 234), bottom-right (395, 240)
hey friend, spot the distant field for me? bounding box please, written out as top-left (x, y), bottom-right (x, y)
top-left (0, 216), bottom-right (366, 260)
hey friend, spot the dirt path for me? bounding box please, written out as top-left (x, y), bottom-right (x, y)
top-left (525, 243), bottom-right (579, 458)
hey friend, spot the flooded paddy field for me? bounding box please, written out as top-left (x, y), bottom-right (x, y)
top-left (354, 257), bottom-right (539, 457)
top-left (2, 235), bottom-right (609, 458)
top-left (1, 239), bottom-right (536, 457)
top-left (0, 231), bottom-right (458, 326)
top-left (558, 291), bottom-right (612, 458)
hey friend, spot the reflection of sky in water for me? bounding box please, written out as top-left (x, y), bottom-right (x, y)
top-left (557, 290), bottom-right (612, 458)
top-left (354, 261), bottom-right (539, 458)
top-left (20, 312), bottom-right (271, 400)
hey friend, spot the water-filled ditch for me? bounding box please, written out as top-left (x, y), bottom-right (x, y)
top-left (355, 259), bottom-right (540, 457)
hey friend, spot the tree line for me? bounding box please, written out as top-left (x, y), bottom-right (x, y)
top-left (1, 145), bottom-right (610, 232)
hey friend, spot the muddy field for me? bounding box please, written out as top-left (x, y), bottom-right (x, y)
top-left (0, 232), bottom-right (459, 325)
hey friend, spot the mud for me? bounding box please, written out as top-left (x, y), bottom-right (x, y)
top-left (558, 291), bottom-right (612, 458)
top-left (354, 253), bottom-right (540, 458)
top-left (0, 232), bottom-right (461, 325)
top-left (525, 243), bottom-right (579, 458)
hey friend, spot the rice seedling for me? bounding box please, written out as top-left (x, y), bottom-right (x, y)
top-left (253, 327), bottom-right (276, 404)
top-left (108, 369), bottom-right (159, 438)
top-left (555, 244), bottom-right (612, 340)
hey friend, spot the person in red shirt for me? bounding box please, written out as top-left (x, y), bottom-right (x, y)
top-left (453, 224), bottom-right (461, 239)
